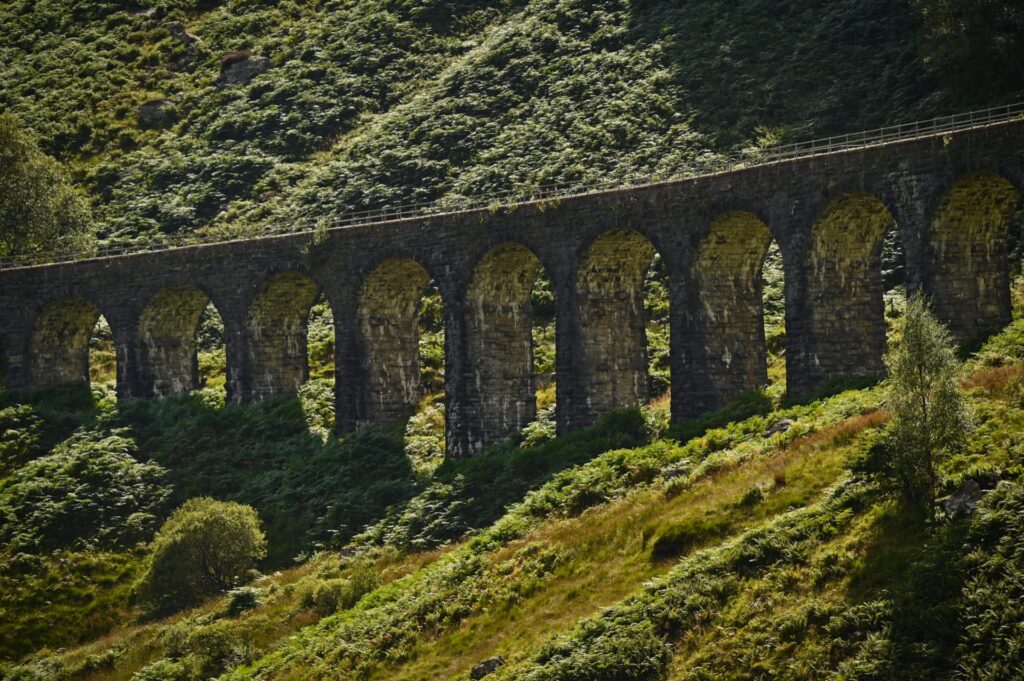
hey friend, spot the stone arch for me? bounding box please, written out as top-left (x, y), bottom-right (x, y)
top-left (465, 242), bottom-right (547, 450)
top-left (807, 193), bottom-right (893, 381)
top-left (245, 271), bottom-right (322, 400)
top-left (694, 212), bottom-right (774, 404)
top-left (136, 284), bottom-right (216, 397)
top-left (928, 172), bottom-right (1020, 341)
top-left (357, 258), bottom-right (433, 426)
top-left (576, 229), bottom-right (658, 424)
top-left (30, 296), bottom-right (102, 387)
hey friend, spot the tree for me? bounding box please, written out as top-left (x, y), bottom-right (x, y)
top-left (137, 497), bottom-right (267, 614)
top-left (865, 296), bottom-right (971, 512)
top-left (0, 113), bottom-right (92, 259)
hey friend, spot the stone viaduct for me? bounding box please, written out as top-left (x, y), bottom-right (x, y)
top-left (1, 119), bottom-right (1022, 458)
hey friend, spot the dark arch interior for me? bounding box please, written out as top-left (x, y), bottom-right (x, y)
top-left (357, 258), bottom-right (437, 429)
top-left (695, 211), bottom-right (775, 402)
top-left (929, 172), bottom-right (1021, 342)
top-left (88, 314), bottom-right (116, 388)
top-left (245, 271), bottom-right (322, 401)
top-left (808, 193), bottom-right (896, 381)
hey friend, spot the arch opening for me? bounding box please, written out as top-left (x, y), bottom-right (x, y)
top-left (465, 242), bottom-right (554, 451)
top-left (88, 314), bottom-right (117, 391)
top-left (695, 212), bottom-right (775, 406)
top-left (30, 296), bottom-right (103, 388)
top-left (576, 229), bottom-right (662, 424)
top-left (807, 193), bottom-right (895, 384)
top-left (137, 285), bottom-right (222, 399)
top-left (357, 258), bottom-right (439, 430)
top-left (928, 173), bottom-right (1020, 343)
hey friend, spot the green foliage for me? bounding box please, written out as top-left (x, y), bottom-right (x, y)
top-left (0, 430), bottom-right (170, 554)
top-left (862, 297), bottom-right (971, 510)
top-left (0, 549), bottom-right (143, 662)
top-left (0, 0), bottom-right (980, 249)
top-left (955, 479), bottom-right (1024, 679)
top-left (0, 114), bottom-right (91, 257)
top-left (356, 408), bottom-right (651, 551)
top-left (0, 405), bottom-right (46, 476)
top-left (138, 497), bottom-right (267, 614)
top-left (302, 566), bottom-right (380, 616)
top-left (913, 0), bottom-right (1024, 104)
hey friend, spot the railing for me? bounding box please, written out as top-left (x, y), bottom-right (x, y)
top-left (3, 101), bottom-right (1022, 270)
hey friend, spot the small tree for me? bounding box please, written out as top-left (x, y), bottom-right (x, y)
top-left (0, 113), bottom-right (92, 258)
top-left (869, 296), bottom-right (970, 512)
top-left (138, 498), bottom-right (267, 614)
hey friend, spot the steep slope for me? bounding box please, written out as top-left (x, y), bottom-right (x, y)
top-left (4, 312), bottom-right (1024, 679)
top-left (0, 0), bottom-right (971, 250)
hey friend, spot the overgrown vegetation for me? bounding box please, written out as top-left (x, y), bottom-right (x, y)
top-left (0, 114), bottom-right (91, 258)
top-left (3, 0), bottom-right (1017, 254)
top-left (2, 0), bottom-right (1023, 677)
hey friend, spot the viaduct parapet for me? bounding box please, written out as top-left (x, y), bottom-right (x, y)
top-left (2, 118), bottom-right (1022, 457)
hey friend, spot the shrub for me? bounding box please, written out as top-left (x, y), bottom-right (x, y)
top-left (0, 431), bottom-right (170, 553)
top-left (138, 498), bottom-right (267, 615)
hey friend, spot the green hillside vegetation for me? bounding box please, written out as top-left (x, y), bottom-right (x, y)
top-left (2, 0), bottom-right (1019, 252)
top-left (2, 305), bottom-right (1024, 679)
top-left (3, 0), bottom-right (1024, 679)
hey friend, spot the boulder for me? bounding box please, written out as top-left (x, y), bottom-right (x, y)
top-left (764, 418), bottom-right (796, 437)
top-left (214, 53), bottom-right (270, 88)
top-left (137, 99), bottom-right (176, 129)
top-left (470, 656), bottom-right (505, 679)
top-left (164, 21), bottom-right (200, 69)
top-left (164, 21), bottom-right (199, 47)
top-left (944, 480), bottom-right (983, 517)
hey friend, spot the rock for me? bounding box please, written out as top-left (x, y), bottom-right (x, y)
top-left (470, 656), bottom-right (505, 680)
top-left (214, 52), bottom-right (270, 88)
top-left (164, 21), bottom-right (199, 47)
top-left (764, 418), bottom-right (796, 437)
top-left (136, 99), bottom-right (176, 129)
top-left (661, 461), bottom-right (691, 481)
top-left (944, 480), bottom-right (983, 517)
top-left (164, 21), bottom-right (200, 70)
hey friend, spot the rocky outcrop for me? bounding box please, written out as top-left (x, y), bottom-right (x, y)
top-left (164, 21), bottom-right (200, 69)
top-left (136, 99), bottom-right (176, 129)
top-left (214, 52), bottom-right (270, 88)
top-left (470, 656), bottom-right (505, 679)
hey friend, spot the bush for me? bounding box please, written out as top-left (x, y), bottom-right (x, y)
top-left (0, 431), bottom-right (170, 553)
top-left (138, 498), bottom-right (267, 615)
top-left (307, 568), bottom-right (379, 616)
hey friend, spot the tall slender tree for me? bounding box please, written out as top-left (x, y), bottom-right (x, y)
top-left (883, 295), bottom-right (971, 512)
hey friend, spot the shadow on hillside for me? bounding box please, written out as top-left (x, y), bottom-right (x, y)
top-left (0, 384), bottom-right (104, 450)
top-left (844, 506), bottom-right (966, 677)
top-left (624, 0), bottom-right (936, 151)
top-left (107, 394), bottom-right (420, 566)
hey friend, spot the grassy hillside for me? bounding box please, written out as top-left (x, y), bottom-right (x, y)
top-left (2, 312), bottom-right (1023, 679)
top-left (4, 0), bottom-right (1009, 250)
top-left (3, 1), bottom-right (1024, 679)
